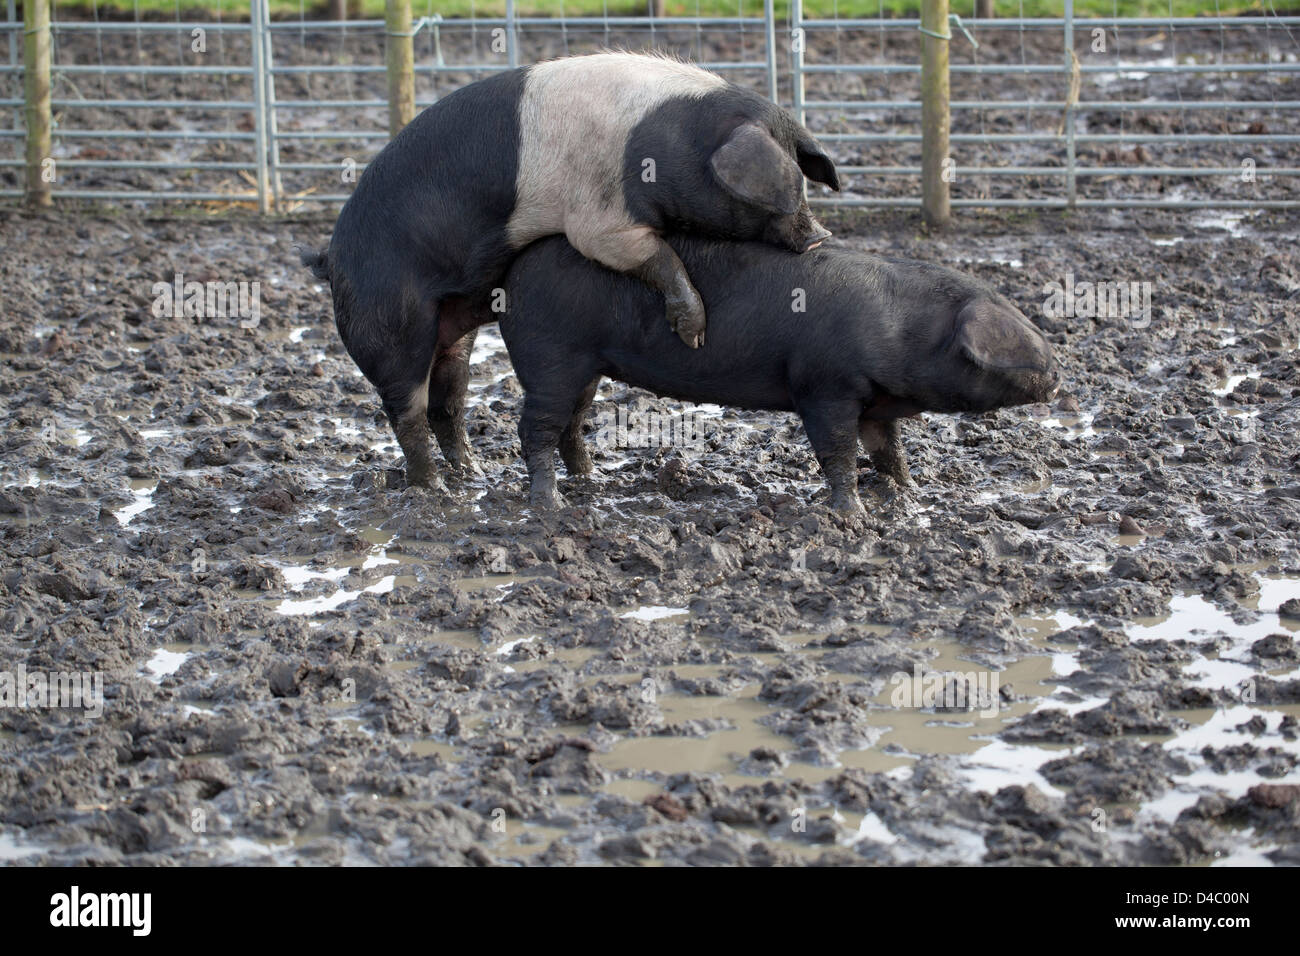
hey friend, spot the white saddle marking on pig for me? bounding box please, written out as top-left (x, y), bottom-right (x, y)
top-left (507, 52), bottom-right (725, 269)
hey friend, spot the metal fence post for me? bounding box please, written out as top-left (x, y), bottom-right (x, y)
top-left (1063, 0), bottom-right (1077, 208)
top-left (385, 0), bottom-right (415, 136)
top-left (249, 0), bottom-right (270, 214)
top-left (764, 0), bottom-right (777, 103)
top-left (791, 0), bottom-right (804, 128)
top-left (22, 0), bottom-right (51, 207)
top-left (505, 0), bottom-right (518, 69)
top-left (921, 0), bottom-right (951, 227)
top-left (8, 0), bottom-right (20, 139)
top-left (6, 0), bottom-right (15, 71)
top-left (260, 0), bottom-right (283, 211)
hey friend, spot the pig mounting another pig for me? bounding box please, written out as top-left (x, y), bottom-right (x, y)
top-left (498, 236), bottom-right (1061, 513)
top-left (301, 52), bottom-right (840, 490)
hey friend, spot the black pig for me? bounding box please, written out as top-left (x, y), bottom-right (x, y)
top-left (499, 237), bottom-right (1060, 513)
top-left (301, 52), bottom-right (839, 489)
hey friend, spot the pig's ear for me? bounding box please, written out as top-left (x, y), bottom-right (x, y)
top-left (796, 130), bottom-right (840, 191)
top-left (709, 123), bottom-right (802, 215)
top-left (955, 301), bottom-right (1052, 372)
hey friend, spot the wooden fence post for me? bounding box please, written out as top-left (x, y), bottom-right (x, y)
top-left (921, 0), bottom-right (951, 228)
top-left (23, 0), bottom-right (52, 207)
top-left (385, 0), bottom-right (415, 138)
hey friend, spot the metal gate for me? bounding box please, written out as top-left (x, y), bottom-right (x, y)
top-left (2, 2), bottom-right (1297, 213)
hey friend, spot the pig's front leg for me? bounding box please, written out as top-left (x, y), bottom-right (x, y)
top-left (570, 223), bottom-right (706, 349)
top-left (859, 419), bottom-right (909, 487)
top-left (630, 240), bottom-right (707, 349)
top-left (519, 392), bottom-right (572, 510)
top-left (798, 399), bottom-right (864, 514)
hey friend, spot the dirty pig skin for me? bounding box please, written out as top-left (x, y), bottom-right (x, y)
top-left (499, 237), bottom-right (1061, 513)
top-left (300, 51), bottom-right (839, 490)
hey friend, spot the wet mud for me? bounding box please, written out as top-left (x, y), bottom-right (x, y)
top-left (1, 197), bottom-right (1298, 865)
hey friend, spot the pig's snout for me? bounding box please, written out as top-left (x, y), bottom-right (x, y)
top-left (767, 204), bottom-right (832, 253)
top-left (799, 223), bottom-right (832, 252)
top-left (954, 299), bottom-right (1060, 407)
top-left (1043, 367), bottom-right (1062, 401)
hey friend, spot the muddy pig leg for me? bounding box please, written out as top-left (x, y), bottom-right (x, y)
top-left (520, 387), bottom-right (587, 510)
top-left (559, 378), bottom-right (600, 476)
top-left (859, 419), bottom-right (909, 487)
top-left (339, 296), bottom-right (439, 489)
top-left (381, 384), bottom-right (438, 490)
top-left (427, 329), bottom-right (479, 473)
top-left (798, 399), bottom-right (864, 514)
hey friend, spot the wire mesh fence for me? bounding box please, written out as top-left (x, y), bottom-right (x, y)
top-left (1, 2), bottom-right (1298, 213)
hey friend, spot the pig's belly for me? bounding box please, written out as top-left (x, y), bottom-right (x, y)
top-left (600, 349), bottom-right (797, 413)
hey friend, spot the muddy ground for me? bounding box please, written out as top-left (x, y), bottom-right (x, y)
top-left (0, 199), bottom-right (1298, 866)
top-left (0, 16), bottom-right (1299, 867)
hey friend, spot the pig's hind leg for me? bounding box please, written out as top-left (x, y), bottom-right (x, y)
top-left (326, 272), bottom-right (438, 489)
top-left (380, 382), bottom-right (438, 491)
top-left (427, 329), bottom-right (479, 473)
top-left (427, 295), bottom-right (497, 473)
top-left (859, 419), bottom-right (909, 488)
top-left (797, 399), bottom-right (865, 514)
top-left (558, 378), bottom-right (600, 476)
top-left (358, 334), bottom-right (437, 489)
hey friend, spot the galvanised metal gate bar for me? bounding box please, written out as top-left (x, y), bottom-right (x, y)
top-left (1, 4), bottom-right (1298, 213)
top-left (0, 14), bottom-right (262, 206)
top-left (790, 4), bottom-right (1300, 210)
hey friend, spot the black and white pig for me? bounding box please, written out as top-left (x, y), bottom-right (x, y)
top-left (301, 52), bottom-right (840, 489)
top-left (498, 237), bottom-right (1061, 513)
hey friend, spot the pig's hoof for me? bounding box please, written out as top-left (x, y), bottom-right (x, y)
top-left (671, 307), bottom-right (707, 349)
top-left (561, 447), bottom-right (594, 476)
top-left (530, 489), bottom-right (566, 511)
top-left (452, 453), bottom-right (483, 477)
top-left (406, 473), bottom-right (449, 494)
top-left (883, 465), bottom-right (911, 487)
top-left (830, 493), bottom-right (865, 515)
top-left (404, 464), bottom-right (441, 490)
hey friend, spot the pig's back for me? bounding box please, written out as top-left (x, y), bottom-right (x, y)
top-left (506, 54), bottom-right (727, 246)
top-left (505, 237), bottom-right (878, 412)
